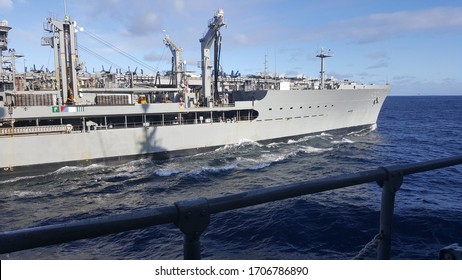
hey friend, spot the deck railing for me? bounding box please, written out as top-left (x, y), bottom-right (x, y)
top-left (1, 155), bottom-right (461, 259)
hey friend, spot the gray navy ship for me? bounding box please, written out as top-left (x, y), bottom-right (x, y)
top-left (0, 9), bottom-right (391, 177)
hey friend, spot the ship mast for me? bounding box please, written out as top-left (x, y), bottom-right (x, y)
top-left (316, 48), bottom-right (333, 90)
top-left (199, 9), bottom-right (225, 106)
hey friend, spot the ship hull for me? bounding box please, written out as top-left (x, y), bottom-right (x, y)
top-left (0, 86), bottom-right (390, 178)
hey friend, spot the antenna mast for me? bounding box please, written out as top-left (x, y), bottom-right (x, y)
top-left (316, 48), bottom-right (333, 90)
top-left (264, 54), bottom-right (268, 88)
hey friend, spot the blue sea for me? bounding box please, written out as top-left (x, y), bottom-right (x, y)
top-left (1, 96), bottom-right (461, 260)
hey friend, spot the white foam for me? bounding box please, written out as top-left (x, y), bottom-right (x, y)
top-left (11, 190), bottom-right (43, 198)
top-left (347, 124), bottom-right (377, 136)
top-left (186, 164), bottom-right (238, 178)
top-left (155, 169), bottom-right (182, 177)
top-left (248, 163), bottom-right (272, 170)
top-left (237, 150), bottom-right (297, 171)
top-left (275, 133), bottom-right (328, 146)
top-left (53, 163), bottom-right (107, 175)
top-left (331, 137), bottom-right (355, 144)
top-left (207, 164), bottom-right (238, 173)
top-left (0, 174), bottom-right (40, 184)
top-left (300, 146), bottom-right (334, 153)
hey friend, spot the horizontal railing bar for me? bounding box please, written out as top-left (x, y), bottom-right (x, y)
top-left (207, 155), bottom-right (462, 214)
top-left (0, 155), bottom-right (461, 255)
top-left (0, 205), bottom-right (177, 254)
top-left (387, 155), bottom-right (462, 176)
top-left (207, 168), bottom-right (388, 214)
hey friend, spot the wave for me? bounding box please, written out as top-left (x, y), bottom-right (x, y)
top-left (212, 137), bottom-right (338, 172)
top-left (184, 164), bottom-right (238, 178)
top-left (347, 124), bottom-right (377, 137)
top-left (111, 159), bottom-right (154, 175)
top-left (155, 169), bottom-right (182, 177)
top-left (10, 190), bottom-right (44, 198)
top-left (0, 164), bottom-right (107, 184)
top-left (247, 162), bottom-right (272, 171)
top-left (52, 163), bottom-right (108, 175)
top-left (217, 139), bottom-right (264, 151)
top-left (299, 146), bottom-right (334, 154)
top-left (330, 137), bottom-right (355, 144)
top-left (0, 174), bottom-right (43, 184)
top-left (236, 149), bottom-right (298, 171)
top-left (274, 133), bottom-right (330, 146)
top-left (154, 162), bottom-right (240, 180)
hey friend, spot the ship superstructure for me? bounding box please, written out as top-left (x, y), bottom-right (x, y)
top-left (0, 10), bottom-right (391, 177)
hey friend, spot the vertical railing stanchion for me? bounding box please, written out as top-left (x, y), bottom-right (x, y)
top-left (174, 198), bottom-right (211, 260)
top-left (377, 168), bottom-right (403, 260)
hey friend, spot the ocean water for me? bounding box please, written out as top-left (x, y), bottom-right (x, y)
top-left (1, 96), bottom-right (461, 260)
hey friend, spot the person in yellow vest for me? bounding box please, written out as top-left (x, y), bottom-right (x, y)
top-left (139, 95), bottom-right (147, 104)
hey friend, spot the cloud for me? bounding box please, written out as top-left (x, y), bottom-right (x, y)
top-left (74, 0), bottom-right (163, 36)
top-left (308, 7), bottom-right (462, 44)
top-left (330, 71), bottom-right (354, 81)
top-left (143, 49), bottom-right (169, 63)
top-left (173, 0), bottom-right (185, 13)
top-left (393, 75), bottom-right (417, 82)
top-left (123, 10), bottom-right (161, 36)
top-left (357, 72), bottom-right (377, 79)
top-left (367, 51), bottom-right (389, 60)
top-left (0, 0), bottom-right (13, 10)
top-left (366, 51), bottom-right (389, 69)
top-left (367, 61), bottom-right (388, 69)
top-left (233, 33), bottom-right (249, 45)
top-left (441, 77), bottom-right (457, 83)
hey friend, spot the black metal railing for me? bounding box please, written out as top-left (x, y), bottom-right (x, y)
top-left (1, 155), bottom-right (461, 259)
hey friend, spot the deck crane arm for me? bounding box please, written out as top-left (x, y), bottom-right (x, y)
top-left (163, 35), bottom-right (183, 87)
top-left (199, 9), bottom-right (225, 105)
top-left (42, 16), bottom-right (80, 104)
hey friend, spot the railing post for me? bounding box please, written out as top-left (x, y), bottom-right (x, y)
top-left (174, 198), bottom-right (210, 260)
top-left (377, 168), bottom-right (403, 260)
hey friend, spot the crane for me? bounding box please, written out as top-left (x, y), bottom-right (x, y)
top-left (42, 15), bottom-right (80, 104)
top-left (163, 35), bottom-right (183, 88)
top-left (199, 9), bottom-right (225, 105)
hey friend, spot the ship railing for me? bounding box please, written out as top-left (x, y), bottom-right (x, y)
top-left (1, 155), bottom-right (461, 259)
top-left (213, 103), bottom-right (236, 108)
top-left (0, 124), bottom-right (73, 136)
top-left (87, 111), bottom-right (258, 129)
